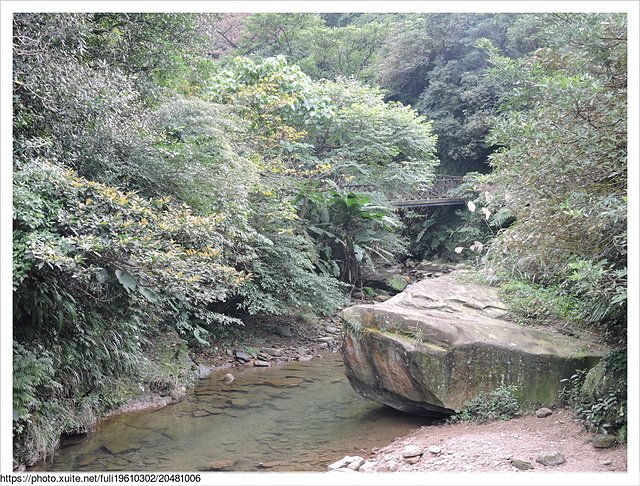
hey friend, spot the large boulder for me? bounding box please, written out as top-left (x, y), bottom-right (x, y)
top-left (341, 272), bottom-right (609, 415)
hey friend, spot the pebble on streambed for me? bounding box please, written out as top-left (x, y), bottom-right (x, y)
top-left (327, 456), bottom-right (366, 472)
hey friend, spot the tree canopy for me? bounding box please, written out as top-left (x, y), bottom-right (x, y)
top-left (476, 14), bottom-right (627, 336)
top-left (12, 12), bottom-right (438, 464)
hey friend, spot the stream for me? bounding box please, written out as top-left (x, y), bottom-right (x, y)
top-left (39, 352), bottom-right (430, 472)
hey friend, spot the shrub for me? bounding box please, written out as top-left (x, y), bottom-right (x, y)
top-left (477, 14), bottom-right (627, 341)
top-left (559, 348), bottom-right (627, 438)
top-left (450, 385), bottom-right (521, 423)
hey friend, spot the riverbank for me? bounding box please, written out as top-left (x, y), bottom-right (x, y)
top-left (104, 313), bottom-right (346, 418)
top-left (332, 407), bottom-right (627, 473)
top-left (30, 262), bottom-right (627, 475)
top-left (104, 260), bottom-right (448, 419)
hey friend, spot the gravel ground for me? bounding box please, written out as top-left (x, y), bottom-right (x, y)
top-left (359, 407), bottom-right (626, 473)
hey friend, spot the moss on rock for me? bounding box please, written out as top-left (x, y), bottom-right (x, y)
top-left (341, 272), bottom-right (609, 414)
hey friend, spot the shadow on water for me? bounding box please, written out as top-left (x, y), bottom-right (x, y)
top-left (36, 352), bottom-right (433, 472)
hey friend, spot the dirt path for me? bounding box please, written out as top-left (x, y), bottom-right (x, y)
top-left (359, 407), bottom-right (626, 473)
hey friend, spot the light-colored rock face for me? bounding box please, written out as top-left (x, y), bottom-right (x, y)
top-left (341, 272), bottom-right (609, 415)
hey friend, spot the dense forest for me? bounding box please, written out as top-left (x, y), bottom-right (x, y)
top-left (12, 12), bottom-right (627, 465)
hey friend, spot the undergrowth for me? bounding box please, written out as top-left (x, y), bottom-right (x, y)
top-left (499, 280), bottom-right (580, 326)
top-left (449, 385), bottom-right (521, 423)
top-left (559, 348), bottom-right (627, 440)
top-left (13, 325), bottom-right (197, 466)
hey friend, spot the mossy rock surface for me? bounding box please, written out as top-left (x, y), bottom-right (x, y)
top-left (341, 272), bottom-right (609, 415)
top-left (385, 275), bottom-right (408, 292)
top-left (362, 273), bottom-right (408, 294)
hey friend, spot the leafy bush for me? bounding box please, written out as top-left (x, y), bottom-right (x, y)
top-left (13, 321), bottom-right (144, 465)
top-left (299, 188), bottom-right (405, 284)
top-left (560, 349), bottom-right (627, 438)
top-left (14, 159), bottom-right (245, 340)
top-left (237, 13), bottom-right (391, 81)
top-left (13, 13), bottom-right (214, 193)
top-left (234, 233), bottom-right (347, 317)
top-left (402, 206), bottom-right (466, 261)
top-left (450, 385), bottom-right (521, 423)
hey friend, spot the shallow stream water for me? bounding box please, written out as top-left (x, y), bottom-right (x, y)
top-left (40, 352), bottom-right (429, 472)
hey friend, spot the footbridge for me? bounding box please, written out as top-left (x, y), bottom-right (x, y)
top-left (347, 175), bottom-right (466, 208)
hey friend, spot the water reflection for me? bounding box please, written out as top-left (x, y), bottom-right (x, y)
top-left (39, 352), bottom-right (429, 471)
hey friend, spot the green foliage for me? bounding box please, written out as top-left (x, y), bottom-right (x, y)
top-left (478, 14), bottom-right (627, 339)
top-left (401, 207), bottom-right (456, 261)
top-left (342, 317), bottom-right (364, 338)
top-left (375, 14), bottom-right (538, 260)
top-left (293, 21), bottom-right (392, 81)
top-left (412, 328), bottom-right (427, 345)
top-left (450, 385), bottom-right (521, 423)
top-left (13, 343), bottom-right (57, 439)
top-left (233, 11), bottom-right (528, 178)
top-left (236, 13), bottom-right (390, 81)
top-left (206, 56), bottom-right (438, 189)
top-left (141, 329), bottom-right (195, 394)
top-left (299, 188), bottom-right (404, 284)
top-left (13, 159), bottom-right (244, 339)
top-left (150, 97), bottom-right (255, 220)
top-left (500, 280), bottom-right (580, 326)
top-left (235, 233), bottom-right (347, 317)
top-left (306, 78), bottom-right (438, 190)
top-left (560, 349), bottom-right (627, 437)
top-left (13, 156), bottom-right (241, 463)
top-left (12, 156), bottom-right (246, 463)
top-left (565, 260), bottom-right (627, 334)
top-left (206, 54), bottom-right (329, 143)
top-left (13, 13), bottom-right (214, 192)
top-left (376, 13), bottom-right (537, 174)
top-left (13, 344), bottom-right (60, 464)
top-left (205, 56), bottom-right (437, 286)
top-left (240, 13), bottom-right (325, 60)
top-left (402, 185), bottom-right (501, 262)
top-left (84, 13), bottom-right (217, 92)
top-left (13, 315), bottom-right (146, 465)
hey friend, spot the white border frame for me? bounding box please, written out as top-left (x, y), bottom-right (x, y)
top-left (1, 2), bottom-right (638, 485)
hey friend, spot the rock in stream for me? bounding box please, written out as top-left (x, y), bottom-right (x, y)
top-left (341, 271), bottom-right (609, 415)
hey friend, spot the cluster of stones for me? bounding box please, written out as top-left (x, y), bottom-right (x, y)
top-left (400, 444), bottom-right (443, 465)
top-left (222, 325), bottom-right (341, 368)
top-left (328, 445), bottom-right (444, 473)
top-left (401, 260), bottom-right (465, 282)
top-left (327, 455), bottom-right (370, 473)
top-left (229, 347), bottom-right (282, 367)
top-left (330, 444), bottom-right (570, 473)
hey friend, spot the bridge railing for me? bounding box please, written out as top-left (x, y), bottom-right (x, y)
top-left (343, 175), bottom-right (465, 207)
top-left (403, 175), bottom-right (464, 200)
